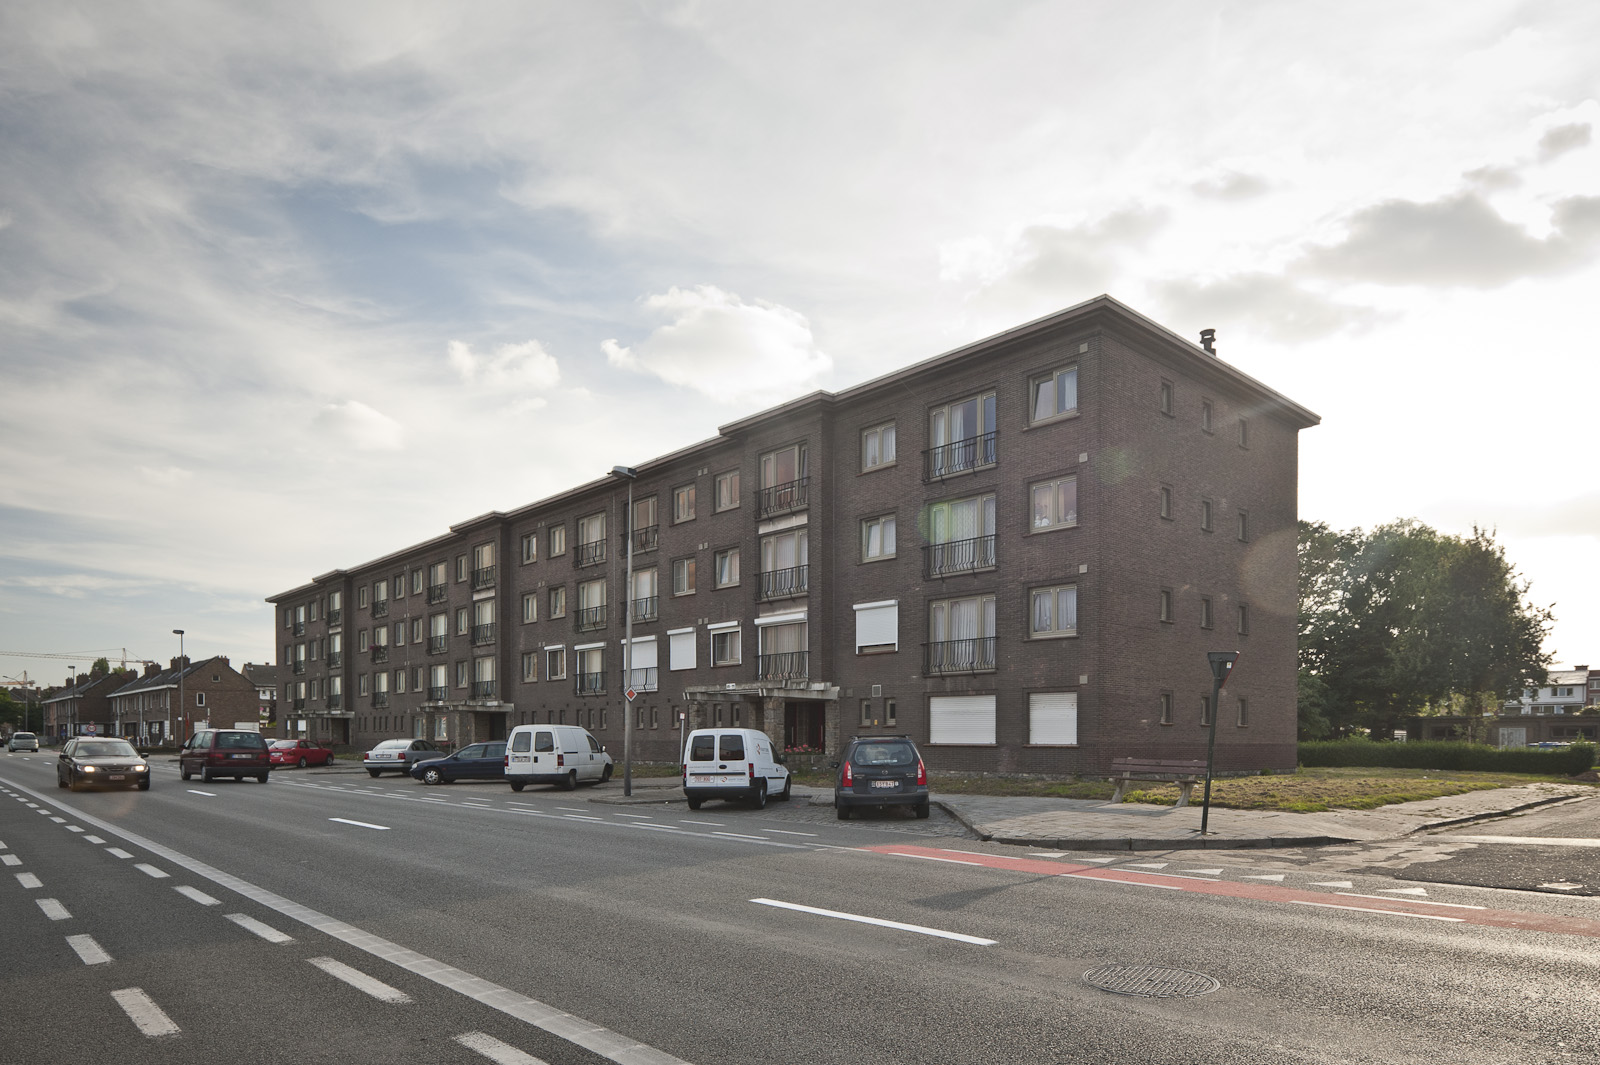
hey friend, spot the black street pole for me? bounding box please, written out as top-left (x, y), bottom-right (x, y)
top-left (1200, 651), bottom-right (1240, 835)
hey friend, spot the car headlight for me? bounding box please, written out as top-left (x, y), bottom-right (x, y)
top-left (133, 764), bottom-right (148, 772)
top-left (82, 765), bottom-right (97, 773)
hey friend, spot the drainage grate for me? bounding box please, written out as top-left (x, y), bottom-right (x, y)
top-left (1083, 965), bottom-right (1220, 998)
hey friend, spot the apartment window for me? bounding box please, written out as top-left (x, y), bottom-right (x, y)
top-left (456, 607), bottom-right (468, 636)
top-left (927, 594), bottom-right (997, 673)
top-left (1237, 697), bottom-right (1249, 728)
top-left (413, 666), bottom-right (424, 691)
top-left (549, 525), bottom-right (567, 556)
top-left (522, 593), bottom-right (537, 624)
top-left (1028, 692), bottom-right (1078, 745)
top-left (358, 586), bottom-right (369, 608)
top-left (472, 598), bottom-right (495, 644)
top-left (548, 586), bottom-right (566, 619)
top-left (456, 554), bottom-right (467, 582)
top-left (428, 613), bottom-right (447, 652)
top-left (854, 600), bottom-right (898, 654)
top-left (672, 557), bottom-right (696, 596)
top-left (886, 698), bottom-right (897, 726)
top-left (522, 652), bottom-right (537, 682)
top-left (1201, 399), bottom-right (1214, 433)
top-left (473, 655), bottom-right (495, 697)
top-left (758, 621), bottom-right (807, 681)
top-left (576, 646), bottom-right (604, 692)
top-left (196, 691), bottom-right (207, 707)
top-left (1160, 692), bottom-right (1173, 725)
top-left (358, 630), bottom-right (370, 652)
top-left (759, 529), bottom-right (808, 599)
top-left (1237, 603), bottom-right (1250, 636)
top-left (408, 568), bottom-right (421, 595)
top-left (673, 483), bottom-right (696, 523)
top-left (632, 497), bottom-right (658, 550)
top-left (714, 469), bottom-right (741, 512)
top-left (714, 548), bottom-right (740, 588)
top-left (1200, 596), bottom-right (1213, 630)
top-left (860, 699), bottom-right (873, 727)
top-left (1159, 588), bottom-right (1174, 623)
top-left (1159, 380), bottom-right (1174, 416)
top-left (632, 567), bottom-right (658, 621)
top-left (1160, 485), bottom-right (1173, 520)
top-left (1029, 584), bottom-right (1079, 638)
top-left (359, 674), bottom-right (369, 696)
top-left (862, 421), bottom-right (896, 471)
top-left (577, 579), bottom-right (607, 630)
top-left (712, 626), bottom-right (741, 666)
top-left (925, 494), bottom-right (995, 577)
top-left (1238, 418), bottom-right (1250, 448)
top-left (411, 618), bottom-right (423, 643)
top-left (1030, 476), bottom-right (1078, 531)
top-left (929, 693), bottom-right (996, 745)
top-left (393, 576), bottom-right (404, 599)
top-left (858, 514), bottom-right (895, 562)
top-left (1237, 511), bottom-right (1250, 543)
top-left (1200, 694), bottom-right (1212, 727)
top-left (393, 622), bottom-right (405, 646)
top-left (758, 443), bottom-right (808, 516)
top-left (545, 647), bottom-right (567, 680)
top-left (1030, 365), bottom-right (1079, 423)
top-left (1200, 499), bottom-right (1213, 532)
top-left (521, 532), bottom-right (538, 564)
top-left (927, 391), bottom-right (997, 477)
top-left (393, 669), bottom-right (405, 694)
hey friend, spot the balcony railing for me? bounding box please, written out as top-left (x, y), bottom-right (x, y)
top-left (623, 666), bottom-right (659, 693)
top-left (372, 600), bottom-right (389, 618)
top-left (372, 692), bottom-right (390, 708)
top-left (427, 583), bottom-right (448, 604)
top-left (757, 651), bottom-right (809, 682)
top-left (924, 637), bottom-right (997, 674)
top-left (328, 608), bottom-right (342, 625)
top-left (324, 652), bottom-right (343, 668)
top-left (577, 538), bottom-right (607, 567)
top-left (293, 697), bottom-right (306, 711)
top-left (293, 621), bottom-right (306, 636)
top-left (427, 635), bottom-right (447, 655)
top-left (370, 646), bottom-right (389, 664)
top-left (924, 536), bottom-right (997, 578)
top-left (631, 596), bottom-right (658, 623)
top-left (628, 524), bottom-right (659, 553)
top-left (923, 431), bottom-right (998, 481)
top-left (427, 686), bottom-right (447, 702)
top-left (575, 671), bottom-right (606, 695)
top-left (472, 623), bottom-right (496, 646)
top-left (472, 565), bottom-right (496, 591)
top-left (757, 476), bottom-right (809, 518)
top-left (327, 694), bottom-right (343, 711)
top-left (471, 680), bottom-right (496, 699)
top-left (292, 660), bottom-right (307, 675)
top-left (757, 565), bottom-right (809, 601)
top-left (575, 605), bottom-right (607, 632)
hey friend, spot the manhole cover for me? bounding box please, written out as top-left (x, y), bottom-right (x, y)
top-left (1083, 965), bottom-right (1219, 998)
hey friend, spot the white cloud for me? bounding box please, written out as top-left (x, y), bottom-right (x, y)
top-left (602, 286), bottom-right (830, 404)
top-left (312, 400), bottom-right (403, 452)
top-left (137, 465), bottom-right (193, 486)
top-left (447, 338), bottom-right (561, 391)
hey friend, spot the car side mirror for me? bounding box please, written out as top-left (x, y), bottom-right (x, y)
top-left (775, 754), bottom-right (787, 765)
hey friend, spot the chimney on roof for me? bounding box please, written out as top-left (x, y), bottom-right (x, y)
top-left (77, 672), bottom-right (90, 685)
top-left (144, 662), bottom-right (160, 677)
top-left (1199, 329), bottom-right (1217, 355)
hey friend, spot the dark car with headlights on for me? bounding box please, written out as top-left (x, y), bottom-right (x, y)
top-left (58, 738), bottom-right (150, 791)
top-left (179, 729), bottom-right (271, 783)
top-left (834, 735), bottom-right (929, 819)
top-left (409, 741), bottom-right (507, 785)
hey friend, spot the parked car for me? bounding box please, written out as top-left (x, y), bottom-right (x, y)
top-left (681, 727), bottom-right (791, 809)
top-left (833, 735), bottom-right (929, 819)
top-left (362, 738), bottom-right (442, 777)
top-left (504, 725), bottom-right (612, 791)
top-left (58, 737), bottom-right (150, 791)
top-left (179, 729), bottom-right (271, 783)
top-left (269, 739), bottom-right (336, 769)
top-left (8, 731), bottom-right (39, 752)
top-left (410, 741), bottom-right (508, 785)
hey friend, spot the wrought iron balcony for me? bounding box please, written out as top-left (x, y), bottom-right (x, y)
top-left (427, 635), bottom-right (447, 655)
top-left (427, 583), bottom-right (448, 604)
top-left (757, 565), bottom-right (809, 601)
top-left (293, 697), bottom-right (306, 711)
top-left (923, 535), bottom-right (997, 578)
top-left (472, 565), bottom-right (496, 591)
top-left (427, 686), bottom-right (447, 702)
top-left (631, 596), bottom-right (658, 623)
top-left (372, 692), bottom-right (390, 708)
top-left (324, 652), bottom-right (343, 668)
top-left (756, 651), bottom-right (808, 682)
top-left (757, 476), bottom-right (809, 518)
top-left (292, 660), bottom-right (307, 675)
top-left (293, 621), bottom-right (306, 636)
top-left (575, 605), bottom-right (607, 632)
top-left (471, 680), bottom-right (496, 699)
top-left (924, 637), bottom-right (997, 674)
top-left (372, 600), bottom-right (389, 618)
top-left (577, 538), bottom-right (607, 567)
top-left (472, 623), bottom-right (496, 646)
top-left (327, 694), bottom-right (343, 711)
top-left (923, 431), bottom-right (998, 481)
top-left (328, 608), bottom-right (342, 624)
top-left (628, 524), bottom-right (659, 553)
top-left (370, 646), bottom-right (389, 664)
top-left (575, 671), bottom-right (606, 695)
top-left (623, 666), bottom-right (659, 693)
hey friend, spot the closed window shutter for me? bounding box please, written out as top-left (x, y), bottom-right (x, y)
top-left (929, 695), bottom-right (996, 745)
top-left (1028, 692), bottom-right (1078, 745)
top-left (669, 630), bottom-right (696, 671)
top-left (628, 638), bottom-right (658, 671)
top-left (853, 602), bottom-right (898, 651)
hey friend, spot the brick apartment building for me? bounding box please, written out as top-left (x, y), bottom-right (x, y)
top-left (268, 295), bottom-right (1319, 774)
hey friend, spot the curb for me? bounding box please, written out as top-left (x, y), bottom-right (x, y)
top-left (982, 833), bottom-right (1356, 851)
top-left (1405, 791), bottom-right (1590, 835)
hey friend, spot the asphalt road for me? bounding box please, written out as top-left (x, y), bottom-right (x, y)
top-left (6, 751), bottom-right (1600, 1064)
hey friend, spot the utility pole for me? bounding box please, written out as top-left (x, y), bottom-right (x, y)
top-left (1199, 651), bottom-right (1240, 835)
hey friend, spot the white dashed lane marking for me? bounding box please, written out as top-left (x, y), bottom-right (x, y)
top-left (175, 885), bottom-right (220, 906)
top-left (329, 818), bottom-right (390, 831)
top-left (83, 835), bottom-right (105, 844)
top-left (308, 956), bottom-right (412, 1003)
top-left (135, 863), bottom-right (170, 879)
top-left (455, 1031), bottom-right (551, 1065)
top-left (66, 934), bottom-right (112, 964)
top-left (106, 848), bottom-right (134, 859)
top-left (1, 854), bottom-right (20, 867)
top-left (16, 872), bottom-right (42, 889)
top-left (37, 898), bottom-right (71, 921)
top-left (750, 898), bottom-right (998, 946)
top-left (187, 790), bottom-right (216, 797)
top-left (111, 988), bottom-right (181, 1038)
top-left (225, 913), bottom-right (294, 943)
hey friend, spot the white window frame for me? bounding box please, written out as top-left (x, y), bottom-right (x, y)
top-left (714, 547), bottom-right (740, 588)
top-left (861, 421), bottom-right (896, 471)
top-left (1031, 476), bottom-right (1078, 532)
top-left (668, 627), bottom-right (697, 671)
top-left (1029, 584), bottom-right (1078, 638)
top-left (672, 557), bottom-right (696, 596)
top-left (548, 525), bottom-right (566, 556)
top-left (672, 483), bottom-right (696, 523)
top-left (522, 593), bottom-right (537, 624)
top-left (861, 514), bottom-right (896, 561)
top-left (521, 532), bottom-right (538, 564)
top-left (1029, 365), bottom-right (1079, 424)
top-left (710, 622), bottom-right (742, 666)
top-left (714, 469), bottom-right (741, 512)
top-left (853, 600), bottom-right (899, 653)
top-left (545, 646), bottom-right (567, 680)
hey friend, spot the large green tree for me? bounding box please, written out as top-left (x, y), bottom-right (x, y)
top-left (1298, 519), bottom-right (1553, 738)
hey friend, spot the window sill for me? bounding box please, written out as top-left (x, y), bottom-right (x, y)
top-left (1028, 522), bottom-right (1079, 535)
top-left (1028, 631), bottom-right (1078, 640)
top-left (861, 555), bottom-right (896, 564)
top-left (1022, 410), bottom-right (1081, 430)
top-left (856, 645), bottom-right (897, 655)
top-left (861, 461), bottom-right (898, 474)
top-left (1022, 743), bottom-right (1080, 748)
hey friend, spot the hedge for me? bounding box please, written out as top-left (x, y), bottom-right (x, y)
top-left (1300, 739), bottom-right (1595, 776)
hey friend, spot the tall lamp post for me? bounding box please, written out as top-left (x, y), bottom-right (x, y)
top-left (1199, 650), bottom-right (1240, 835)
top-left (611, 465), bottom-right (638, 797)
top-left (173, 629), bottom-right (186, 745)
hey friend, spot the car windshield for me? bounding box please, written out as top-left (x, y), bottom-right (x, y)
top-left (852, 742), bottom-right (915, 766)
top-left (271, 740), bottom-right (297, 749)
top-left (76, 741), bottom-right (137, 758)
top-left (374, 740), bottom-right (410, 750)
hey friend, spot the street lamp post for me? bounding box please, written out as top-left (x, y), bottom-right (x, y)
top-left (1199, 650), bottom-right (1240, 835)
top-left (173, 629), bottom-right (186, 745)
top-left (611, 465), bottom-right (638, 797)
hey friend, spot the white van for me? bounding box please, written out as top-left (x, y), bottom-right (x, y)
top-left (505, 724), bottom-right (614, 791)
top-left (681, 727), bottom-right (791, 809)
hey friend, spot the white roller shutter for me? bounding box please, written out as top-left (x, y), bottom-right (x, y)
top-left (1028, 692), bottom-right (1078, 746)
top-left (929, 694), bottom-right (996, 745)
top-left (668, 629), bottom-right (696, 671)
top-left (625, 637), bottom-right (658, 671)
top-left (853, 600), bottom-right (898, 652)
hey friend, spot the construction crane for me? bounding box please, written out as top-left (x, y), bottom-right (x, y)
top-left (0, 649), bottom-right (158, 671)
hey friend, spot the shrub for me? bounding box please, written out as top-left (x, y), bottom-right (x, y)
top-left (1300, 739), bottom-right (1595, 776)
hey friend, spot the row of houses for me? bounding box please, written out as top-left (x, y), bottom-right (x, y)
top-left (35, 658), bottom-right (268, 744)
top-left (1407, 666), bottom-right (1600, 746)
top-left (268, 295), bottom-right (1321, 774)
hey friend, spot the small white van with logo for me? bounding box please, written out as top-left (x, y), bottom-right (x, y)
top-left (505, 724), bottom-right (613, 791)
top-left (681, 727), bottom-right (791, 809)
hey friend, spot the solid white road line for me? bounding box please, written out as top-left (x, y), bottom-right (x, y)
top-left (307, 956), bottom-right (413, 1003)
top-left (186, 790), bottom-right (216, 797)
top-left (766, 828), bottom-right (818, 836)
top-left (750, 898), bottom-right (998, 946)
top-left (175, 885), bottom-right (220, 906)
top-left (106, 848), bottom-right (133, 859)
top-left (111, 988), bottom-right (181, 1038)
top-left (613, 812), bottom-right (654, 819)
top-left (1, 854), bottom-right (19, 866)
top-left (893, 853), bottom-right (986, 867)
top-left (135, 863), bottom-right (170, 879)
top-left (1060, 872), bottom-right (1184, 890)
top-left (679, 819), bottom-right (723, 826)
top-left (66, 934), bottom-right (112, 964)
top-left (1290, 900), bottom-right (1463, 922)
top-left (712, 831), bottom-right (770, 841)
top-left (37, 898), bottom-right (71, 921)
top-left (225, 913), bottom-right (294, 943)
top-left (329, 817), bottom-right (391, 831)
top-left (16, 872), bottom-right (42, 888)
top-left (456, 1031), bottom-right (551, 1065)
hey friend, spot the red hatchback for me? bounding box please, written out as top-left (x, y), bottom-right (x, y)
top-left (269, 739), bottom-right (335, 769)
top-left (179, 729), bottom-right (271, 783)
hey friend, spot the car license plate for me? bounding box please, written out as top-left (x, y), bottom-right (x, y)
top-left (870, 779), bottom-right (897, 789)
top-left (108, 774), bottom-right (125, 781)
top-left (692, 774), bottom-right (734, 785)
top-left (231, 753), bottom-right (252, 759)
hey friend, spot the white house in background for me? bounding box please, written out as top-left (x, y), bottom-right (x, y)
top-left (1503, 666), bottom-right (1590, 716)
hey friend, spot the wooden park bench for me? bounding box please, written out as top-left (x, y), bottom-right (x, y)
top-left (1109, 758), bottom-right (1208, 807)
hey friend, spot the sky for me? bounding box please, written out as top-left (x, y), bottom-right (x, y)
top-left (2, 0), bottom-right (1598, 687)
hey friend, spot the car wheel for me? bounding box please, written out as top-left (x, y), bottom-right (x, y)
top-left (367, 769), bottom-right (381, 778)
top-left (562, 769), bottom-right (577, 791)
top-left (599, 764), bottom-right (613, 783)
top-left (58, 772), bottom-right (68, 789)
top-left (201, 768), bottom-right (214, 783)
top-left (257, 772), bottom-right (270, 784)
top-left (750, 780), bottom-right (767, 810)
top-left (180, 765), bottom-right (192, 781)
top-left (779, 775), bottom-right (793, 801)
top-left (423, 767), bottom-right (443, 785)
top-left (297, 756), bottom-right (308, 769)
top-left (510, 781), bottom-right (526, 792)
top-left (687, 796), bottom-right (703, 810)
top-left (915, 801), bottom-right (930, 819)
top-left (138, 779), bottom-right (151, 791)
top-left (836, 803), bottom-right (851, 820)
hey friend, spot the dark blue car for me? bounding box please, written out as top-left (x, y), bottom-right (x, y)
top-left (410, 741), bottom-right (507, 785)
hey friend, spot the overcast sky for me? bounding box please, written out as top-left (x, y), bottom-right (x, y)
top-left (3, 1), bottom-right (1598, 686)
